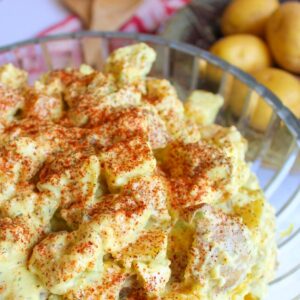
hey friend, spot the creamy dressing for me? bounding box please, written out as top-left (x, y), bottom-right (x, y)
top-left (0, 266), bottom-right (47, 300)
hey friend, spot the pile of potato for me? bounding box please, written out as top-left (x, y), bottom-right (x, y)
top-left (210, 0), bottom-right (300, 131)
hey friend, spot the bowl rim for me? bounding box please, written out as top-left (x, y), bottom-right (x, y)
top-left (0, 30), bottom-right (299, 145)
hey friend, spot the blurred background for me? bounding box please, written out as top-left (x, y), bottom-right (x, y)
top-left (1, 0), bottom-right (299, 165)
top-left (0, 0), bottom-right (190, 46)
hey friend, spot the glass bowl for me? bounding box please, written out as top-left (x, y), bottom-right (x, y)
top-left (0, 31), bottom-right (299, 300)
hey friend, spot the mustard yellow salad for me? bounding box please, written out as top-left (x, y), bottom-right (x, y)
top-left (0, 43), bottom-right (276, 300)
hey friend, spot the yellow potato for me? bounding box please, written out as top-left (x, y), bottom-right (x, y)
top-left (250, 68), bottom-right (300, 130)
top-left (221, 0), bottom-right (279, 36)
top-left (230, 68), bottom-right (300, 131)
top-left (244, 293), bottom-right (259, 300)
top-left (266, 2), bottom-right (300, 74)
top-left (210, 34), bottom-right (272, 73)
top-left (234, 198), bottom-right (264, 230)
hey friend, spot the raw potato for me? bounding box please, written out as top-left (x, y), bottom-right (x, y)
top-left (266, 2), bottom-right (300, 74)
top-left (210, 34), bottom-right (272, 73)
top-left (250, 68), bottom-right (300, 131)
top-left (230, 68), bottom-right (300, 131)
top-left (221, 0), bottom-right (279, 36)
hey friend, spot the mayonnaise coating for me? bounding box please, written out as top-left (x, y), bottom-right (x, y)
top-left (0, 43), bottom-right (276, 300)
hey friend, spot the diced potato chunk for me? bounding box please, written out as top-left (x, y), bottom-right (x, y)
top-left (87, 72), bottom-right (117, 98)
top-left (37, 68), bottom-right (94, 107)
top-left (100, 136), bottom-right (156, 191)
top-left (201, 125), bottom-right (250, 196)
top-left (160, 140), bottom-right (229, 210)
top-left (170, 119), bottom-right (201, 144)
top-left (0, 64), bottom-right (28, 89)
top-left (0, 218), bottom-right (37, 269)
top-left (86, 193), bottom-right (152, 253)
top-left (169, 177), bottom-right (222, 216)
top-left (89, 106), bottom-right (169, 150)
top-left (116, 229), bottom-right (170, 297)
top-left (144, 78), bottom-right (184, 125)
top-left (79, 64), bottom-right (94, 75)
top-left (0, 187), bottom-right (58, 229)
top-left (88, 107), bottom-right (149, 148)
top-left (38, 153), bottom-right (100, 210)
top-left (123, 175), bottom-right (170, 221)
top-left (116, 228), bottom-right (169, 267)
top-left (0, 266), bottom-right (47, 299)
top-left (0, 119), bottom-right (86, 155)
top-left (134, 259), bottom-right (171, 297)
top-left (34, 77), bottom-right (64, 98)
top-left (0, 137), bottom-right (51, 204)
top-left (0, 187), bottom-right (38, 219)
top-left (243, 201), bottom-right (276, 294)
top-left (161, 126), bottom-right (250, 210)
top-left (161, 140), bottom-right (226, 178)
top-left (233, 188), bottom-right (265, 230)
top-left (26, 96), bottom-right (63, 122)
top-left (29, 224), bottom-right (103, 295)
top-left (104, 43), bottom-right (156, 87)
top-left (144, 78), bottom-right (203, 143)
top-left (142, 106), bottom-right (170, 149)
top-left (68, 87), bottom-right (141, 127)
top-left (161, 287), bottom-right (200, 300)
top-left (167, 220), bottom-right (194, 282)
top-left (0, 86), bottom-right (24, 123)
top-left (0, 157), bottom-right (22, 204)
top-left (63, 262), bottom-right (127, 300)
top-left (184, 204), bottom-right (255, 297)
top-left (185, 90), bottom-right (224, 125)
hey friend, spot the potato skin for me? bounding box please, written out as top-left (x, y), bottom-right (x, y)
top-left (229, 67), bottom-right (300, 131)
top-left (266, 2), bottom-right (300, 74)
top-left (210, 34), bottom-right (272, 73)
top-left (221, 0), bottom-right (279, 36)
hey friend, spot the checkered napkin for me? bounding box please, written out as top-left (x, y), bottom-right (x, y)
top-left (0, 0), bottom-right (190, 78)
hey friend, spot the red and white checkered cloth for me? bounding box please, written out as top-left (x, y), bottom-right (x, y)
top-left (0, 0), bottom-right (190, 78)
top-left (36, 0), bottom-right (191, 36)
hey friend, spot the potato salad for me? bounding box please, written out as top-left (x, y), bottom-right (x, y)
top-left (0, 43), bottom-right (276, 300)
